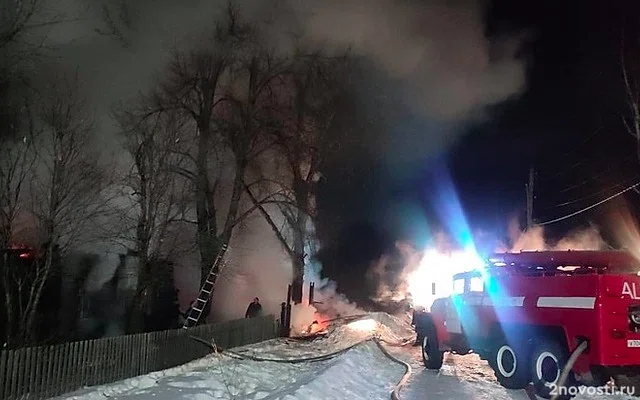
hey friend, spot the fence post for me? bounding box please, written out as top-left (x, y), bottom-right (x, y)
top-left (7, 349), bottom-right (17, 400)
top-left (81, 339), bottom-right (91, 387)
top-left (25, 346), bottom-right (35, 397)
top-left (0, 349), bottom-right (7, 400)
top-left (78, 340), bottom-right (86, 388)
top-left (16, 348), bottom-right (27, 400)
top-left (68, 342), bottom-right (77, 393)
top-left (142, 333), bottom-right (150, 375)
top-left (56, 344), bottom-right (64, 396)
top-left (60, 343), bottom-right (71, 395)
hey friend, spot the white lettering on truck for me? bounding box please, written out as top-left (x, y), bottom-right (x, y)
top-left (622, 282), bottom-right (640, 300)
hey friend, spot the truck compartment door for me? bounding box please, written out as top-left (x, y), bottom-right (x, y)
top-left (445, 297), bottom-right (462, 334)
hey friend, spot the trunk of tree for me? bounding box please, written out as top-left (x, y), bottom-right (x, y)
top-left (20, 133), bottom-right (63, 344)
top-left (222, 157), bottom-right (246, 243)
top-left (22, 146), bottom-right (60, 344)
top-left (2, 250), bottom-right (15, 346)
top-left (196, 130), bottom-right (219, 283)
top-left (21, 240), bottom-right (54, 345)
top-left (127, 255), bottom-right (151, 333)
top-left (194, 116), bottom-right (219, 323)
top-left (291, 261), bottom-right (304, 303)
top-left (128, 159), bottom-right (152, 333)
top-left (291, 171), bottom-right (310, 304)
top-left (192, 156), bottom-right (246, 321)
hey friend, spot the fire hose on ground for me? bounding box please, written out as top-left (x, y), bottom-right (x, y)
top-left (373, 337), bottom-right (413, 400)
top-left (188, 334), bottom-right (414, 400)
top-left (548, 340), bottom-right (589, 400)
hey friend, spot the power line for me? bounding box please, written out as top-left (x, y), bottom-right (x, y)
top-left (535, 181), bottom-right (640, 226)
top-left (541, 175), bottom-right (640, 210)
top-left (555, 156), bottom-right (636, 194)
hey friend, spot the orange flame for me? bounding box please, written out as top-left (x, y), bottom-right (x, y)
top-left (303, 312), bottom-right (330, 335)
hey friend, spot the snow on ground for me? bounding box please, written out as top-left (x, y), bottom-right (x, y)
top-left (389, 341), bottom-right (638, 400)
top-left (54, 315), bottom-right (407, 400)
top-left (53, 313), bottom-right (639, 400)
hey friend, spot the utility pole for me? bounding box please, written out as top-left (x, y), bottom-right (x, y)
top-left (525, 165), bottom-right (535, 229)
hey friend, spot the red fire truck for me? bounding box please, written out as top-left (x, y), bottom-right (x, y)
top-left (413, 250), bottom-right (640, 398)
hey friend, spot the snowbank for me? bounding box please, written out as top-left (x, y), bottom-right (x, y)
top-left (54, 313), bottom-right (411, 400)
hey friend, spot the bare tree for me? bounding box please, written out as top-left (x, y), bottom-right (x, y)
top-left (148, 4), bottom-right (259, 291)
top-left (94, 0), bottom-right (136, 48)
top-left (136, 3), bottom-right (299, 322)
top-left (113, 106), bottom-right (193, 332)
top-left (17, 77), bottom-right (107, 345)
top-left (0, 0), bottom-right (66, 70)
top-left (0, 0), bottom-right (41, 50)
top-left (0, 0), bottom-right (41, 142)
top-left (0, 106), bottom-right (36, 245)
top-left (0, 104), bottom-right (38, 346)
top-left (244, 51), bottom-right (351, 303)
top-left (0, 0), bottom-right (61, 346)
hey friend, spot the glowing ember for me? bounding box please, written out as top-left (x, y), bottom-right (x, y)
top-left (305, 320), bottom-right (320, 334)
top-left (298, 312), bottom-right (330, 336)
top-left (346, 318), bottom-right (378, 333)
top-left (407, 247), bottom-right (485, 311)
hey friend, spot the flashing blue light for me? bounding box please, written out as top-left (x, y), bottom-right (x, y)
top-left (425, 160), bottom-right (526, 348)
top-left (427, 162), bottom-right (477, 253)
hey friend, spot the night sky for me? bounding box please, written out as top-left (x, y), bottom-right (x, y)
top-left (317, 0), bottom-right (640, 301)
top-left (457, 0), bottom-right (640, 237)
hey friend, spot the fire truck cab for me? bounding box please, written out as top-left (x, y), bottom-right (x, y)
top-left (413, 250), bottom-right (640, 398)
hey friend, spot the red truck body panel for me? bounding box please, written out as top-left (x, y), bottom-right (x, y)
top-left (426, 250), bottom-right (640, 374)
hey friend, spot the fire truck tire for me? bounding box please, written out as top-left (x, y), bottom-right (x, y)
top-left (489, 340), bottom-right (530, 389)
top-left (529, 338), bottom-right (576, 399)
top-left (421, 325), bottom-right (444, 370)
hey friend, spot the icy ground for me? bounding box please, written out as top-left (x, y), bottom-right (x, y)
top-left (55, 313), bottom-right (636, 400)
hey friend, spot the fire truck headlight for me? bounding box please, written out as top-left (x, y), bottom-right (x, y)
top-left (631, 312), bottom-right (640, 326)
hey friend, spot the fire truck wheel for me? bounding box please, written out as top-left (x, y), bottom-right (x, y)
top-left (421, 326), bottom-right (444, 370)
top-left (529, 339), bottom-right (576, 399)
top-left (490, 340), bottom-right (530, 389)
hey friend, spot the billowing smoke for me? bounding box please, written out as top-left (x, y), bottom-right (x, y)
top-left (289, 225), bottom-right (364, 335)
top-left (367, 240), bottom-right (424, 306)
top-left (503, 217), bottom-right (610, 252)
top-left (9, 0), bottom-right (530, 324)
top-left (368, 217), bottom-right (613, 309)
top-left (367, 231), bottom-right (466, 310)
top-left (209, 214), bottom-right (293, 322)
top-left (602, 198), bottom-right (640, 260)
top-left (288, 0), bottom-right (527, 121)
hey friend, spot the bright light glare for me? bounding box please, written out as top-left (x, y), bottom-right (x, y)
top-left (346, 318), bottom-right (378, 333)
top-left (407, 247), bottom-right (485, 311)
top-left (469, 276), bottom-right (484, 292)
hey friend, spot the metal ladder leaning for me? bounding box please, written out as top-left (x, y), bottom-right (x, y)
top-left (182, 244), bottom-right (228, 329)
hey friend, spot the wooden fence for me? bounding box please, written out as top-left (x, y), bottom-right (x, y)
top-left (0, 315), bottom-right (277, 400)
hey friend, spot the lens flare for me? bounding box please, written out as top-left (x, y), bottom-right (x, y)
top-left (407, 246), bottom-right (485, 311)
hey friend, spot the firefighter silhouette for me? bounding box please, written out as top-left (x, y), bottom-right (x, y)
top-left (245, 297), bottom-right (262, 318)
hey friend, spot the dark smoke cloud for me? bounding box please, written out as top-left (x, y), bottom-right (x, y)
top-left (17, 0), bottom-right (528, 314)
top-left (289, 0), bottom-right (526, 120)
top-left (42, 0), bottom-right (527, 147)
top-left (287, 0), bottom-right (529, 305)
